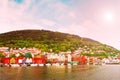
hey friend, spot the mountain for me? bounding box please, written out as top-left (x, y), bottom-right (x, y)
top-left (0, 29), bottom-right (119, 57)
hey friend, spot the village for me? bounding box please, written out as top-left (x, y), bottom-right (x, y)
top-left (0, 47), bottom-right (120, 67)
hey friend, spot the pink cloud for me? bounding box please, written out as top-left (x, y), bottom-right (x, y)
top-left (1, 0), bottom-right (120, 49)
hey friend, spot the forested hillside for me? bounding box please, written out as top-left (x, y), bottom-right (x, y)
top-left (0, 30), bottom-right (119, 57)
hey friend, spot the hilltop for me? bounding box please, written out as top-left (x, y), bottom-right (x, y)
top-left (0, 29), bottom-right (119, 57)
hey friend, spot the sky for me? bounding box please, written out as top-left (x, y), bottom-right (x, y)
top-left (0, 0), bottom-right (120, 49)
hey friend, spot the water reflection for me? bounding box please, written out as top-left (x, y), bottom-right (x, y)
top-left (0, 65), bottom-right (120, 80)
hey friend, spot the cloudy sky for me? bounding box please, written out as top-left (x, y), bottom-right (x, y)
top-left (0, 0), bottom-right (120, 49)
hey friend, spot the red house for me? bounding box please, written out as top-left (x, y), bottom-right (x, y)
top-left (2, 58), bottom-right (10, 64)
top-left (33, 58), bottom-right (46, 64)
top-left (15, 57), bottom-right (24, 64)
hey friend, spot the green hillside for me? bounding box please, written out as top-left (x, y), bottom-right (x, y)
top-left (0, 30), bottom-right (119, 57)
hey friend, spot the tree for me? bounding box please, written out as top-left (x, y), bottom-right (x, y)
top-left (10, 54), bottom-right (16, 58)
top-left (25, 52), bottom-right (32, 58)
top-left (0, 52), bottom-right (5, 58)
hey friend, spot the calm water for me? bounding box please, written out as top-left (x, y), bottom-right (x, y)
top-left (0, 65), bottom-right (120, 80)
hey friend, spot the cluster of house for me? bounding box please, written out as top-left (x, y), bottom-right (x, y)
top-left (0, 47), bottom-right (120, 67)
